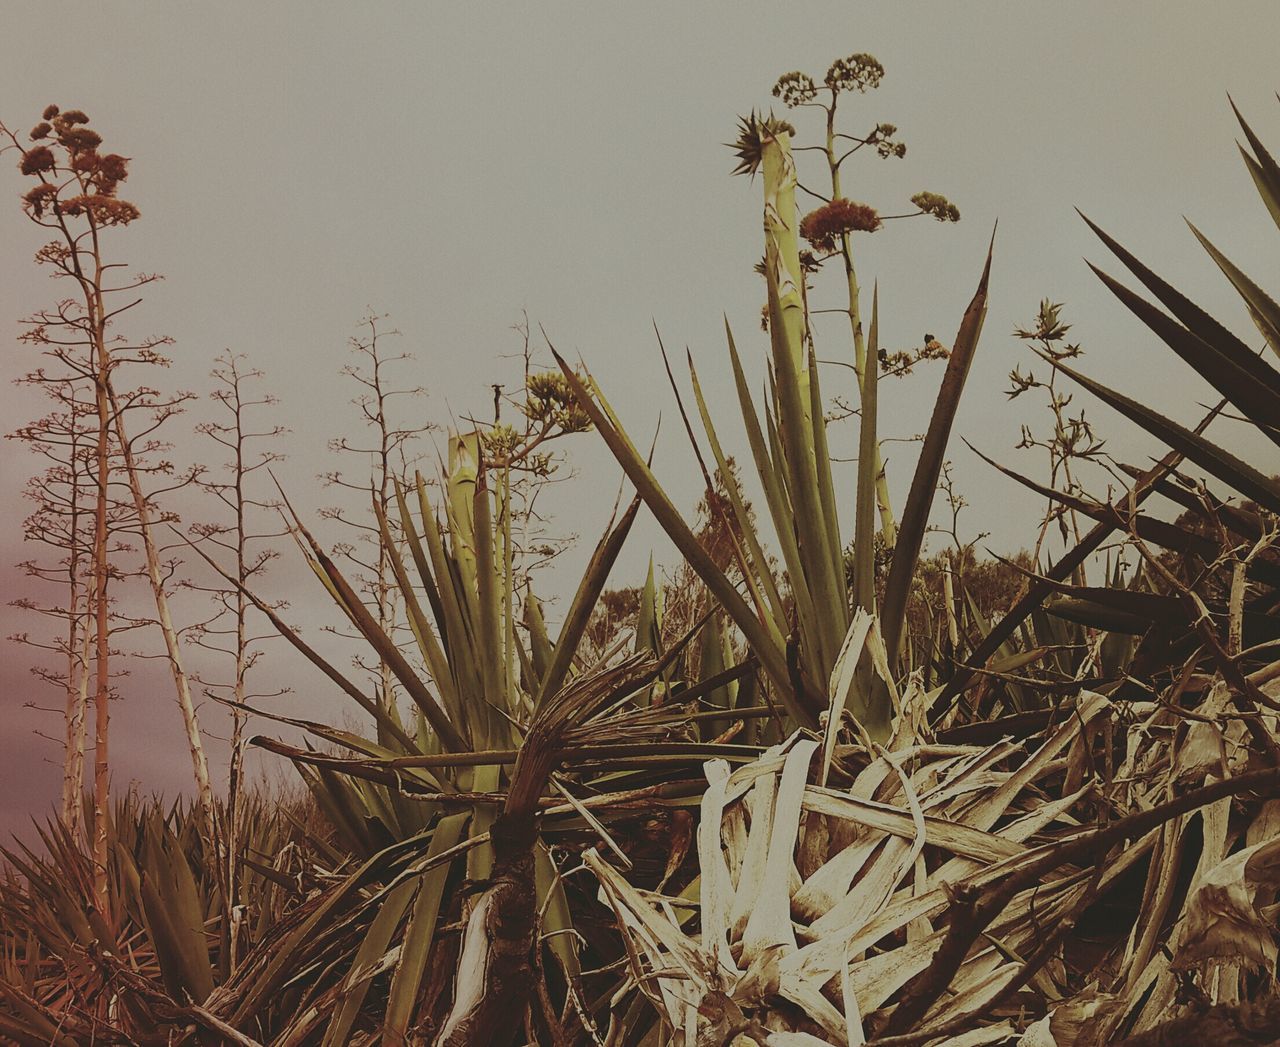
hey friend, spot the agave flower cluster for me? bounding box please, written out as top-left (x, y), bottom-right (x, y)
top-left (800, 199), bottom-right (883, 253)
top-left (523, 369), bottom-right (592, 435)
top-left (19, 105), bottom-right (138, 225)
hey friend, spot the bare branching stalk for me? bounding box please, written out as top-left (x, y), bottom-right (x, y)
top-left (322, 314), bottom-right (434, 711)
top-left (7, 390), bottom-right (95, 837)
top-left (1009, 300), bottom-right (1104, 575)
top-left (107, 383), bottom-right (217, 848)
top-left (3, 106), bottom-right (215, 909)
top-left (188, 351), bottom-right (289, 973)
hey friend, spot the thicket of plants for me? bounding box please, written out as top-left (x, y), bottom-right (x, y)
top-left (2, 55), bottom-right (1279, 1047)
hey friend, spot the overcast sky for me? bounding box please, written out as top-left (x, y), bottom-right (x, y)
top-left (2, 2), bottom-right (1278, 842)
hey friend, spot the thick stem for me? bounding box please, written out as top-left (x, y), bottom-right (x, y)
top-left (107, 383), bottom-right (217, 850)
top-left (763, 131), bottom-right (846, 678)
top-left (61, 467), bottom-right (88, 837)
top-left (91, 363), bottom-right (111, 917)
top-left (827, 102), bottom-right (896, 544)
top-left (65, 594), bottom-right (92, 842)
top-left (433, 814), bottom-right (538, 1046)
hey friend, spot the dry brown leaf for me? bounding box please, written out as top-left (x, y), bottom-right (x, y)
top-left (1174, 835), bottom-right (1280, 971)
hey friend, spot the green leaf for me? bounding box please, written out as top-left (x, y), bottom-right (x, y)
top-left (1044, 596), bottom-right (1150, 635)
top-left (395, 477), bottom-right (451, 649)
top-left (472, 467), bottom-right (506, 742)
top-left (1231, 96), bottom-right (1280, 231)
top-left (1050, 357), bottom-right (1280, 514)
top-left (323, 878), bottom-right (419, 1047)
top-left (687, 350), bottom-right (788, 633)
top-left (1079, 213), bottom-right (1279, 390)
top-left (1189, 221), bottom-right (1280, 360)
top-left (697, 614), bottom-right (733, 740)
top-left (882, 230), bottom-right (994, 665)
top-left (725, 327), bottom-right (820, 653)
top-left (523, 591), bottom-right (553, 681)
top-left (282, 498), bottom-right (468, 752)
top-left (761, 133), bottom-right (846, 677)
top-left (536, 496), bottom-right (642, 706)
top-left (384, 812), bottom-right (470, 1036)
top-left (535, 843), bottom-right (581, 980)
top-left (413, 472), bottom-right (484, 706)
top-left (807, 343), bottom-right (846, 611)
top-left (635, 556), bottom-right (660, 657)
top-left (551, 349), bottom-right (812, 726)
top-left (374, 497), bottom-right (466, 737)
top-left (138, 818), bottom-right (213, 1003)
top-left (1087, 262), bottom-right (1280, 444)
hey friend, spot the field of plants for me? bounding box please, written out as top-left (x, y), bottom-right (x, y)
top-left (2, 42), bottom-right (1279, 1047)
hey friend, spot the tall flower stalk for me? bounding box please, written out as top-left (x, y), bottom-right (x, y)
top-left (563, 61), bottom-right (986, 736)
top-left (189, 351), bottom-right (289, 973)
top-left (3, 107), bottom-right (215, 910)
top-left (771, 55), bottom-right (962, 546)
top-left (322, 314), bottom-right (435, 711)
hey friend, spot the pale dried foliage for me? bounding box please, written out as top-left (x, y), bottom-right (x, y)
top-left (590, 620), bottom-right (1280, 1046)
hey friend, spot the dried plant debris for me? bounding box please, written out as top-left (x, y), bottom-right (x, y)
top-left (588, 646), bottom-right (1280, 1045)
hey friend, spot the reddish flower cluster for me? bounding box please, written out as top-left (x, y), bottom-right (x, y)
top-left (799, 198), bottom-right (881, 252)
top-left (19, 146), bottom-right (54, 175)
top-left (16, 105), bottom-right (137, 224)
top-left (58, 195), bottom-right (140, 226)
top-left (98, 154), bottom-right (128, 183)
top-left (67, 150), bottom-right (129, 194)
top-left (22, 183), bottom-right (58, 217)
top-left (61, 127), bottom-right (103, 153)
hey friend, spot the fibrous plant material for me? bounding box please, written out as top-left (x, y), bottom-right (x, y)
top-left (590, 636), bottom-right (1280, 1045)
top-left (435, 652), bottom-right (658, 1045)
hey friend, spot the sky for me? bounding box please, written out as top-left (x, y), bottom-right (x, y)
top-left (1, 2), bottom-right (1278, 842)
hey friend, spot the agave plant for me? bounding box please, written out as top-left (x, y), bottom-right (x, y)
top-left (154, 416), bottom-right (780, 1042)
top-left (879, 95), bottom-right (1280, 1043)
top-left (568, 94), bottom-right (1280, 1047)
top-left (0, 791), bottom-right (312, 1044)
top-left (557, 123), bottom-right (993, 743)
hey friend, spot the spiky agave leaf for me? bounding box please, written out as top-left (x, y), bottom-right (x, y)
top-left (0, 793), bottom-right (311, 1042)
top-left (727, 109), bottom-right (797, 177)
top-left (880, 229), bottom-right (994, 668)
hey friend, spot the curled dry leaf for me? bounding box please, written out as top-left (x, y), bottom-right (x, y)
top-left (1173, 835), bottom-right (1280, 971)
